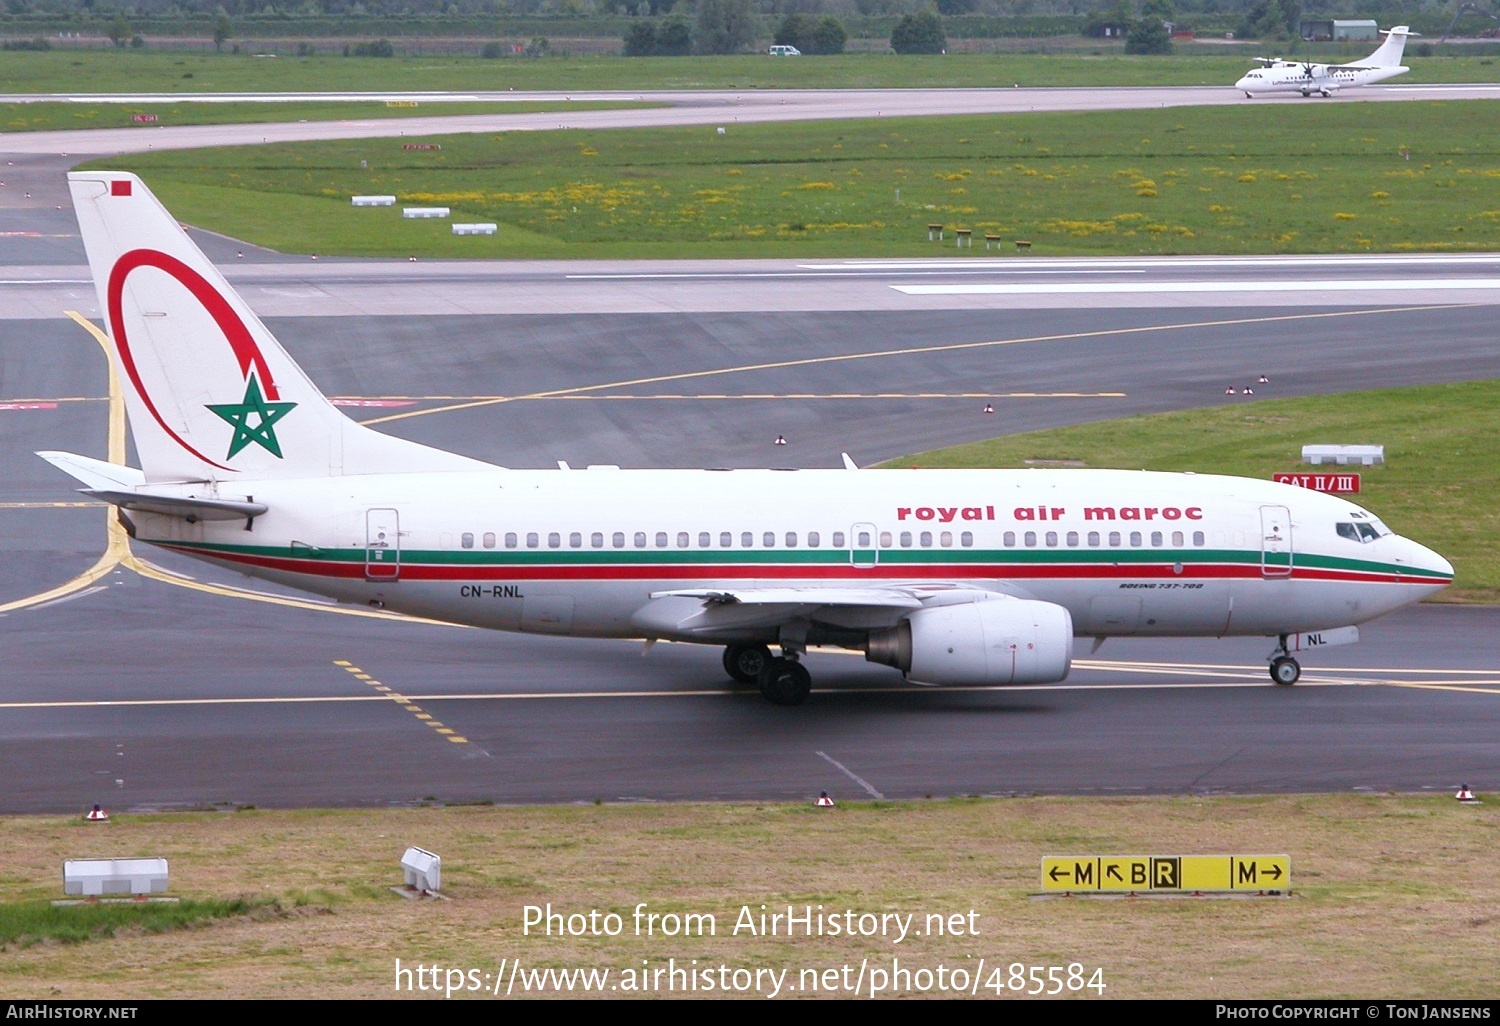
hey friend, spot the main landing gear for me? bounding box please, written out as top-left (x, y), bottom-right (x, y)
top-left (1268, 635), bottom-right (1301, 685)
top-left (723, 644), bottom-right (811, 706)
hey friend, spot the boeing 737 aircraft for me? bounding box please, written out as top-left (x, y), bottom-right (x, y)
top-left (42, 173), bottom-right (1454, 705)
top-left (1236, 26), bottom-right (1416, 97)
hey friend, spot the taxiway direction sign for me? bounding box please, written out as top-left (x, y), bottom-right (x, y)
top-left (1041, 855), bottom-right (1290, 892)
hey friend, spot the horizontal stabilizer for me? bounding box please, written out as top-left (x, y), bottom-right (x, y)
top-left (36, 450), bottom-right (145, 491)
top-left (79, 489), bottom-right (268, 522)
top-left (37, 450), bottom-right (266, 522)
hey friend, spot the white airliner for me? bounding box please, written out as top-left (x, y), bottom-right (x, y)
top-left (42, 172), bottom-right (1453, 705)
top-left (1235, 26), bottom-right (1416, 97)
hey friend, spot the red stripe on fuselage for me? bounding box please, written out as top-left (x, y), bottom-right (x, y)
top-left (158, 545), bottom-right (1437, 587)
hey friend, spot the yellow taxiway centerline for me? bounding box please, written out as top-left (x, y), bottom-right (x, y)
top-left (359, 303), bottom-right (1478, 427)
top-left (0, 313), bottom-right (461, 625)
top-left (1, 672), bottom-right (1496, 712)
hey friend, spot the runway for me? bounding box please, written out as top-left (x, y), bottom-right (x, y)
top-left (1, 88), bottom-right (1498, 813)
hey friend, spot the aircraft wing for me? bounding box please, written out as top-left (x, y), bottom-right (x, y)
top-left (651, 586), bottom-right (925, 608)
top-left (633, 584), bottom-right (1004, 636)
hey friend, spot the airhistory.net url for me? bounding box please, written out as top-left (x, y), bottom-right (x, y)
top-left (394, 957), bottom-right (1106, 998)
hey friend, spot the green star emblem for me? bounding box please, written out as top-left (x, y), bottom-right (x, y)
top-left (206, 375), bottom-right (297, 460)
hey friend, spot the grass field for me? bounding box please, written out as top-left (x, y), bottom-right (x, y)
top-left (0, 98), bottom-right (655, 133)
top-left (1, 797), bottom-right (1494, 998)
top-left (4, 50), bottom-right (1500, 97)
top-left (885, 381), bottom-right (1500, 603)
top-left (88, 100), bottom-right (1500, 259)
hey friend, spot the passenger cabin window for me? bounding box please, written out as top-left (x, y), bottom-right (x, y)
top-left (919, 531), bottom-right (932, 547)
top-left (591, 532), bottom-right (604, 548)
top-left (527, 532), bottom-right (539, 549)
top-left (700, 532), bottom-right (711, 548)
top-left (505, 532), bottom-right (518, 549)
top-left (763, 532), bottom-right (776, 548)
top-left (461, 532), bottom-right (474, 549)
top-left (613, 532), bottom-right (626, 549)
top-left (960, 532), bottom-right (973, 547)
top-left (483, 532), bottom-right (496, 549)
top-left (833, 532), bottom-right (846, 547)
top-left (634, 532), bottom-right (647, 548)
top-left (656, 532), bottom-right (669, 548)
top-left (720, 532), bottom-right (732, 548)
top-left (900, 532), bottom-right (912, 547)
top-left (1003, 531), bottom-right (1016, 547)
top-left (808, 532), bottom-right (820, 547)
top-left (678, 532), bottom-right (690, 548)
top-left (548, 532), bottom-right (561, 549)
top-left (570, 532), bottom-right (582, 548)
top-left (742, 532), bottom-right (754, 548)
top-left (940, 531), bottom-right (952, 547)
top-left (786, 532), bottom-right (798, 547)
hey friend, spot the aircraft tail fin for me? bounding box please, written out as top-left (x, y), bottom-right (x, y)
top-left (1363, 25), bottom-right (1416, 67)
top-left (67, 172), bottom-right (496, 484)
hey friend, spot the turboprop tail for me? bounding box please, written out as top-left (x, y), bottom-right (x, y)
top-left (65, 171), bottom-right (495, 484)
top-left (1361, 25), bottom-right (1416, 68)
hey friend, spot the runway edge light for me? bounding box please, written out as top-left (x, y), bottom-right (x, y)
top-left (815, 791), bottom-right (836, 808)
top-left (1456, 784), bottom-right (1481, 804)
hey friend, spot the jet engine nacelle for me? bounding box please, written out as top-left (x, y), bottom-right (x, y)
top-left (865, 598), bottom-right (1073, 686)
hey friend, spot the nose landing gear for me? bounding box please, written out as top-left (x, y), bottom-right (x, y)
top-left (1268, 635), bottom-right (1301, 685)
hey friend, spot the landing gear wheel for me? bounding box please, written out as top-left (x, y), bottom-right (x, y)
top-left (723, 644), bottom-right (772, 684)
top-left (758, 658), bottom-right (812, 706)
top-left (1270, 656), bottom-right (1301, 686)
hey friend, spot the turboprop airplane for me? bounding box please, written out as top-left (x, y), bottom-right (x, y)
top-left (1235, 26), bottom-right (1417, 97)
top-left (42, 172), bottom-right (1454, 705)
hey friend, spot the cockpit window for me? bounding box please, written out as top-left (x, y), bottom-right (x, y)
top-left (1338, 517), bottom-right (1390, 543)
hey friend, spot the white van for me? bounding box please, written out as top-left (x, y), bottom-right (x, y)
top-left (768, 45), bottom-right (801, 56)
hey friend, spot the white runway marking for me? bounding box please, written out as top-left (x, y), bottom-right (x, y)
top-left (816, 750), bottom-right (885, 799)
top-left (894, 278), bottom-right (1500, 296)
top-left (811, 255), bottom-right (1500, 270)
top-left (568, 269), bottom-right (1147, 280)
